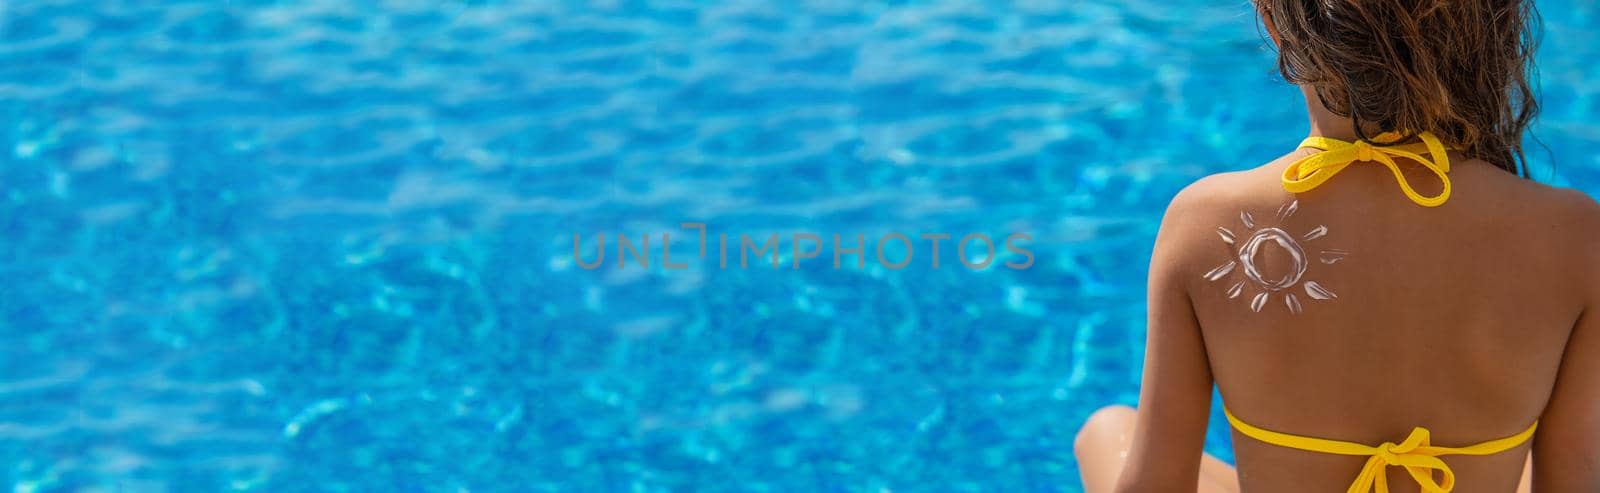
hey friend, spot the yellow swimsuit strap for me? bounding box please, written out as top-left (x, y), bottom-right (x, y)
top-left (1224, 409), bottom-right (1537, 493)
top-left (1282, 131), bottom-right (1455, 207)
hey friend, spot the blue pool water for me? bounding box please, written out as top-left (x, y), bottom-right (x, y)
top-left (2, 1), bottom-right (1598, 491)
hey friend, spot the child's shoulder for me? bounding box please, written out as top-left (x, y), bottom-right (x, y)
top-left (1161, 162), bottom-right (1293, 225)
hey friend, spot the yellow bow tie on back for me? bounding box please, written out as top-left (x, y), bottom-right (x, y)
top-left (1282, 131), bottom-right (1455, 207)
top-left (1225, 409), bottom-right (1538, 493)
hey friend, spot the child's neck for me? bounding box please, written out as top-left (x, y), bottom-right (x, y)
top-left (1301, 85), bottom-right (1378, 142)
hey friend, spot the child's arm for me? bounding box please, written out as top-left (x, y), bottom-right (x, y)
top-left (1531, 191), bottom-right (1600, 491)
top-left (1114, 185), bottom-right (1217, 492)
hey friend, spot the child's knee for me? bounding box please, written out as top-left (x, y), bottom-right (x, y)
top-left (1075, 405), bottom-right (1137, 453)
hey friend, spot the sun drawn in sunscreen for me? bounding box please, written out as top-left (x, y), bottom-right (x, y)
top-left (1204, 200), bottom-right (1346, 314)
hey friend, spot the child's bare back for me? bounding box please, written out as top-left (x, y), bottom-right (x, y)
top-left (1174, 152), bottom-right (1599, 492)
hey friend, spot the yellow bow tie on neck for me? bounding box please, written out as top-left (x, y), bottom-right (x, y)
top-left (1282, 131), bottom-right (1455, 207)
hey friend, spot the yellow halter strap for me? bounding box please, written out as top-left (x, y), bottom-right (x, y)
top-left (1225, 409), bottom-right (1537, 493)
top-left (1281, 131), bottom-right (1455, 207)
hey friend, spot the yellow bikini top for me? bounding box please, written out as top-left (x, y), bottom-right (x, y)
top-left (1225, 409), bottom-right (1536, 493)
top-left (1282, 131), bottom-right (1454, 207)
top-left (1241, 130), bottom-right (1537, 492)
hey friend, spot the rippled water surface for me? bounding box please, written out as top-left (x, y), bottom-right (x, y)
top-left (3, 1), bottom-right (1598, 491)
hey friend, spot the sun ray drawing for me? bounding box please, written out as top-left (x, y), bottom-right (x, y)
top-left (1204, 200), bottom-right (1346, 314)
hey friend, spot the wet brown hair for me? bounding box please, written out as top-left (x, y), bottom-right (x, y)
top-left (1256, 0), bottom-right (1540, 176)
